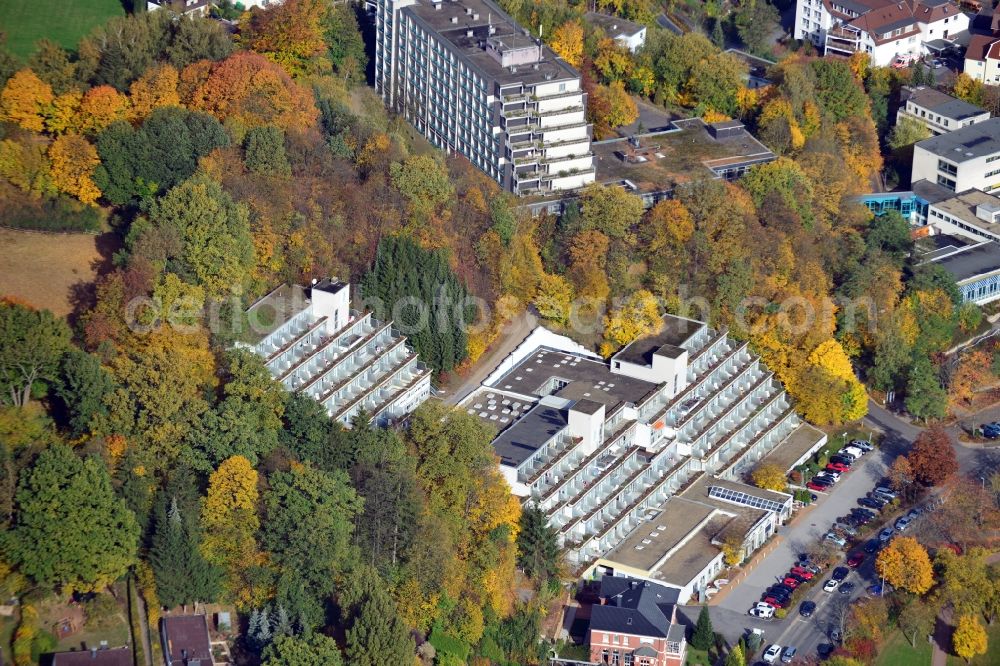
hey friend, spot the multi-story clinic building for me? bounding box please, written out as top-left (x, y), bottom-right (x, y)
top-left (375, 0), bottom-right (595, 195)
top-left (912, 117), bottom-right (1000, 194)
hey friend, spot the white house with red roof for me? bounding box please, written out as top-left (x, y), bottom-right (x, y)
top-left (794, 0), bottom-right (969, 66)
top-left (965, 33), bottom-right (1000, 83)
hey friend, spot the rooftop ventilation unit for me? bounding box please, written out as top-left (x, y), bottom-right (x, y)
top-left (466, 29), bottom-right (474, 37)
top-left (976, 203), bottom-right (1000, 224)
top-left (466, 6), bottom-right (472, 14)
top-left (472, 12), bottom-right (479, 19)
top-left (450, 15), bottom-right (457, 22)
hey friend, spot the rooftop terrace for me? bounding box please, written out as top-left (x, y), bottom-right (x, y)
top-left (614, 314), bottom-right (703, 367)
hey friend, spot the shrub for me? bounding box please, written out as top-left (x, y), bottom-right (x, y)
top-left (774, 608), bottom-right (787, 619)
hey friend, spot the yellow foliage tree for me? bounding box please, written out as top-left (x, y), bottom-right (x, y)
top-left (952, 614), bottom-right (988, 663)
top-left (603, 289), bottom-right (661, 351)
top-left (875, 536), bottom-right (934, 595)
top-left (0, 137), bottom-right (55, 197)
top-left (550, 21), bottom-right (584, 67)
top-left (534, 272), bottom-right (574, 325)
top-left (0, 69), bottom-right (54, 132)
top-left (594, 80), bottom-right (638, 129)
top-left (751, 463), bottom-right (787, 492)
top-left (201, 455), bottom-right (269, 608)
top-left (45, 89), bottom-right (82, 134)
top-left (48, 133), bottom-right (101, 205)
top-left (129, 63), bottom-right (181, 121)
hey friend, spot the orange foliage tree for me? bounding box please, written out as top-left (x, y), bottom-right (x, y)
top-left (80, 85), bottom-right (130, 134)
top-left (239, 0), bottom-right (329, 76)
top-left (186, 52), bottom-right (319, 133)
top-left (47, 134), bottom-right (102, 205)
top-left (128, 63), bottom-right (181, 121)
top-left (0, 69), bottom-right (54, 132)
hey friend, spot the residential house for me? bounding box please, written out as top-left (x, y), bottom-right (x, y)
top-left (161, 615), bottom-right (213, 666)
top-left (588, 576), bottom-right (686, 666)
top-left (51, 647), bottom-right (133, 666)
top-left (964, 33), bottom-right (1000, 83)
top-left (585, 12), bottom-right (647, 52)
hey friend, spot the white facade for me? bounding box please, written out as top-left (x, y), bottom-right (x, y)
top-left (247, 280), bottom-right (432, 428)
top-left (913, 118), bottom-right (1000, 194)
top-left (375, 0), bottom-right (595, 194)
top-left (896, 86), bottom-right (991, 136)
top-left (965, 36), bottom-right (1000, 84)
top-left (794, 0), bottom-right (968, 67)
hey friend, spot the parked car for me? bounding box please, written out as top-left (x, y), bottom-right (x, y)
top-left (864, 539), bottom-right (881, 554)
top-left (873, 487), bottom-right (897, 501)
top-left (868, 583), bottom-right (890, 597)
top-left (829, 455), bottom-right (854, 467)
top-left (833, 522), bottom-right (859, 537)
top-left (839, 582), bottom-right (856, 595)
top-left (795, 561), bottom-right (821, 574)
top-left (781, 646), bottom-right (797, 664)
top-left (895, 516), bottom-right (913, 531)
top-left (764, 595), bottom-right (790, 608)
top-left (782, 577), bottom-right (802, 589)
top-left (820, 470), bottom-right (842, 482)
top-left (790, 567), bottom-right (815, 580)
top-left (807, 481), bottom-right (829, 492)
top-left (983, 423), bottom-right (1000, 439)
top-left (850, 512), bottom-right (874, 526)
top-left (763, 644), bottom-right (782, 664)
top-left (812, 474), bottom-right (835, 485)
top-left (847, 552), bottom-right (865, 568)
top-left (769, 584), bottom-right (794, 596)
top-left (858, 497), bottom-right (883, 511)
top-left (840, 446), bottom-right (864, 458)
top-left (850, 439), bottom-right (874, 452)
top-left (823, 579), bottom-right (840, 592)
top-left (832, 566), bottom-right (850, 581)
top-left (799, 600), bottom-right (816, 617)
top-left (867, 494), bottom-right (890, 508)
top-left (825, 533), bottom-right (847, 547)
top-left (879, 527), bottom-right (895, 542)
top-left (750, 605), bottom-right (775, 618)
top-left (827, 462), bottom-right (850, 473)
top-left (852, 507), bottom-right (877, 520)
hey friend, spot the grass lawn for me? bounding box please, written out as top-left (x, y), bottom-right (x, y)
top-left (946, 619), bottom-right (1000, 666)
top-left (875, 629), bottom-right (934, 666)
top-left (685, 646), bottom-right (713, 666)
top-left (0, 0), bottom-right (124, 58)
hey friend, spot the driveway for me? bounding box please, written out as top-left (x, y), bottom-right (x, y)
top-left (708, 443), bottom-right (890, 653)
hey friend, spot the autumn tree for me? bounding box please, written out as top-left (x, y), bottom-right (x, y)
top-left (603, 290), bottom-right (661, 352)
top-left (795, 339), bottom-right (868, 425)
top-left (580, 182), bottom-right (644, 239)
top-left (128, 63), bottom-right (181, 121)
top-left (751, 463), bottom-right (788, 492)
top-left (53, 349), bottom-right (114, 438)
top-left (390, 153), bottom-right (455, 224)
top-left (907, 426), bottom-right (957, 486)
top-left (48, 134), bottom-right (102, 205)
top-left (887, 455), bottom-right (915, 500)
top-left (875, 536), bottom-right (934, 594)
top-left (4, 444), bottom-right (139, 592)
top-left (0, 69), bottom-right (53, 132)
top-left (949, 350), bottom-right (992, 408)
top-left (897, 596), bottom-right (937, 647)
top-left (244, 125), bottom-right (291, 176)
top-left (550, 21), bottom-right (584, 67)
top-left (200, 456), bottom-right (266, 608)
top-left (240, 0), bottom-right (329, 77)
top-left (888, 116), bottom-right (931, 150)
top-left (734, 1), bottom-right (780, 55)
top-left (937, 547), bottom-right (996, 618)
top-left (593, 80), bottom-right (638, 131)
top-left (534, 272), bottom-right (574, 325)
top-left (0, 301), bottom-right (71, 409)
top-left (147, 174), bottom-right (255, 298)
top-left (953, 614), bottom-right (988, 662)
top-left (79, 85), bottom-right (130, 134)
top-left (262, 634), bottom-right (344, 666)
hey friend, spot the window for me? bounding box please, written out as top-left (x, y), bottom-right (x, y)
top-left (937, 174), bottom-right (956, 190)
top-left (938, 159), bottom-right (958, 176)
top-left (624, 654), bottom-right (635, 666)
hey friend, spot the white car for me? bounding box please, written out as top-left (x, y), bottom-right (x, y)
top-left (840, 446), bottom-right (864, 459)
top-left (895, 516), bottom-right (913, 531)
top-left (750, 605), bottom-right (775, 618)
top-left (824, 532), bottom-right (847, 547)
top-left (763, 644), bottom-right (782, 664)
top-left (823, 579), bottom-right (840, 593)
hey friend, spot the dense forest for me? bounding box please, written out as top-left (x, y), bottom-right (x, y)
top-left (0, 0), bottom-right (983, 663)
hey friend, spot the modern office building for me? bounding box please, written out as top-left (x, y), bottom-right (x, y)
top-left (918, 234), bottom-right (1000, 305)
top-left (793, 0), bottom-right (969, 67)
top-left (461, 314), bottom-right (824, 598)
top-left (245, 279), bottom-right (432, 428)
top-left (896, 85), bottom-right (990, 136)
top-left (375, 0), bottom-right (595, 195)
top-left (912, 118), bottom-right (1000, 194)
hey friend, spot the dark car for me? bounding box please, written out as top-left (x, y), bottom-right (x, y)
top-left (852, 507), bottom-right (877, 520)
top-left (799, 600), bottom-right (816, 617)
top-left (811, 475), bottom-right (835, 486)
top-left (983, 423), bottom-right (1000, 439)
top-left (858, 497), bottom-right (883, 511)
top-left (769, 584), bottom-right (794, 596)
top-left (839, 582), bottom-right (856, 595)
top-left (847, 552), bottom-right (865, 568)
top-left (864, 539), bottom-right (881, 554)
top-left (832, 566), bottom-right (850, 581)
top-left (867, 494), bottom-right (890, 508)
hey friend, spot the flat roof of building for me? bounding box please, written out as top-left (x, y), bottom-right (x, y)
top-left (591, 119), bottom-right (774, 195)
top-left (603, 497), bottom-right (717, 572)
top-left (462, 387), bottom-right (537, 432)
top-left (613, 314), bottom-right (703, 367)
top-left (755, 422), bottom-right (828, 472)
top-left (651, 518), bottom-right (725, 588)
top-left (52, 648), bottom-right (133, 666)
top-left (912, 178), bottom-right (957, 204)
top-left (584, 11), bottom-right (644, 37)
top-left (916, 117), bottom-right (1000, 163)
top-left (902, 86), bottom-right (988, 121)
top-left (490, 403), bottom-right (568, 466)
top-left (490, 346), bottom-right (658, 410)
top-left (929, 240), bottom-right (1000, 283)
top-left (403, 0), bottom-right (579, 87)
top-left (931, 188), bottom-right (1000, 236)
top-left (916, 232), bottom-right (976, 262)
top-left (245, 283), bottom-right (310, 344)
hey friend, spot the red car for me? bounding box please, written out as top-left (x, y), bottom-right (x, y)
top-left (763, 596), bottom-right (789, 608)
top-left (826, 463), bottom-right (850, 473)
top-left (790, 567), bottom-right (814, 580)
top-left (847, 552), bottom-right (865, 568)
top-left (782, 577), bottom-right (801, 589)
top-left (807, 481), bottom-right (828, 492)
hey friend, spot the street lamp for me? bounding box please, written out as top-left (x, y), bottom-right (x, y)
top-left (981, 476), bottom-right (986, 491)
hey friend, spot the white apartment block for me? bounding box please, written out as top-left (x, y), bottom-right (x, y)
top-left (794, 0), bottom-right (969, 67)
top-left (912, 118), bottom-right (1000, 194)
top-left (375, 0), bottom-right (595, 195)
top-left (245, 279), bottom-right (432, 428)
top-left (462, 315), bottom-right (825, 578)
top-left (896, 86), bottom-right (990, 136)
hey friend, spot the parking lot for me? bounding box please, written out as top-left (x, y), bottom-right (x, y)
top-left (712, 440), bottom-right (917, 661)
